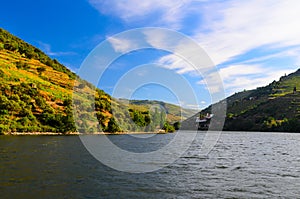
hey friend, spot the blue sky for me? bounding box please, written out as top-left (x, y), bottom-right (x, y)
top-left (1, 0), bottom-right (300, 109)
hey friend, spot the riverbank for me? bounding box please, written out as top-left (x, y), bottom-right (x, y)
top-left (1, 131), bottom-right (169, 136)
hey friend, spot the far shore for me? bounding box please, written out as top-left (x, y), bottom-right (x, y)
top-left (1, 131), bottom-right (169, 136)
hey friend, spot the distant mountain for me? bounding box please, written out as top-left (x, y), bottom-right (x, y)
top-left (182, 69), bottom-right (300, 132)
top-left (119, 99), bottom-right (198, 121)
top-left (0, 28), bottom-right (192, 134)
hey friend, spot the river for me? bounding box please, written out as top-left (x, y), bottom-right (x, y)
top-left (1, 132), bottom-right (300, 198)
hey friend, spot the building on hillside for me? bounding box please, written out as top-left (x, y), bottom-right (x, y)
top-left (195, 113), bottom-right (213, 130)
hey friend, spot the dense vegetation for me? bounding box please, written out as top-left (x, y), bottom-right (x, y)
top-left (0, 82), bottom-right (75, 133)
top-left (182, 69), bottom-right (300, 132)
top-left (222, 70), bottom-right (300, 132)
top-left (0, 29), bottom-right (78, 133)
top-left (0, 28), bottom-right (185, 134)
top-left (1, 28), bottom-right (299, 133)
top-left (0, 29), bottom-right (76, 79)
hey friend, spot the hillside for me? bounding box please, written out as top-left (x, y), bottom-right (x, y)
top-left (182, 69), bottom-right (300, 132)
top-left (0, 28), bottom-right (103, 133)
top-left (0, 28), bottom-right (190, 134)
top-left (119, 99), bottom-right (197, 122)
top-left (223, 70), bottom-right (300, 132)
top-left (5, 27), bottom-right (298, 134)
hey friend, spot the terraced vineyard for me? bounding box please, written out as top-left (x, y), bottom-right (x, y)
top-left (0, 28), bottom-right (196, 134)
top-left (182, 69), bottom-right (300, 132)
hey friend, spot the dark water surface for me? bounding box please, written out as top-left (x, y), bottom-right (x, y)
top-left (1, 132), bottom-right (300, 198)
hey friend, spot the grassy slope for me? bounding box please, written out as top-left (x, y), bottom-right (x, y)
top-left (0, 50), bottom-right (73, 101)
top-left (0, 28), bottom-right (189, 133)
top-left (0, 47), bottom-right (103, 132)
top-left (183, 69), bottom-right (300, 132)
top-left (2, 28), bottom-right (299, 132)
top-left (223, 71), bottom-right (300, 131)
top-left (119, 99), bottom-right (198, 122)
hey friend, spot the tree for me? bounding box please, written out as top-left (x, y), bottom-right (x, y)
top-left (16, 61), bottom-right (29, 70)
top-left (4, 40), bottom-right (18, 51)
top-left (163, 122), bottom-right (175, 132)
top-left (35, 96), bottom-right (47, 109)
top-left (25, 47), bottom-right (35, 59)
top-left (0, 69), bottom-right (4, 78)
top-left (19, 105), bottom-right (32, 117)
top-left (63, 98), bottom-right (72, 107)
top-left (62, 107), bottom-right (76, 133)
top-left (0, 43), bottom-right (4, 50)
top-left (96, 112), bottom-right (108, 129)
top-left (37, 67), bottom-right (46, 75)
top-left (0, 95), bottom-right (9, 110)
top-left (106, 117), bottom-right (121, 133)
top-left (132, 110), bottom-right (144, 127)
top-left (173, 121), bottom-right (181, 130)
top-left (0, 124), bottom-right (9, 134)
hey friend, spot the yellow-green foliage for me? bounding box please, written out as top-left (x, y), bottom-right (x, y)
top-left (0, 28), bottom-right (187, 133)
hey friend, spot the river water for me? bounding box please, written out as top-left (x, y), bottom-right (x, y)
top-left (1, 132), bottom-right (300, 198)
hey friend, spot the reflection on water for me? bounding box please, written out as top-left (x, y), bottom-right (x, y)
top-left (1, 132), bottom-right (300, 198)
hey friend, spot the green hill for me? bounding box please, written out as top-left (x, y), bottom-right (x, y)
top-left (0, 28), bottom-right (190, 134)
top-left (0, 28), bottom-right (102, 133)
top-left (118, 99), bottom-right (197, 122)
top-left (6, 27), bottom-right (297, 134)
top-left (223, 70), bottom-right (300, 132)
top-left (182, 69), bottom-right (300, 132)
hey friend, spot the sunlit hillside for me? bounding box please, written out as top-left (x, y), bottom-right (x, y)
top-left (182, 69), bottom-right (300, 132)
top-left (0, 28), bottom-right (194, 134)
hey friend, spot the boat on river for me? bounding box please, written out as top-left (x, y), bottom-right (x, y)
top-left (195, 113), bottom-right (214, 130)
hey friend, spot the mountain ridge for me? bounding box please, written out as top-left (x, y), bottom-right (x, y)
top-left (0, 28), bottom-right (192, 134)
top-left (2, 27), bottom-right (299, 133)
top-left (181, 68), bottom-right (300, 132)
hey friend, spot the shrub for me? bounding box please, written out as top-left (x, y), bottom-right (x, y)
top-left (37, 67), bottom-right (46, 75)
top-left (0, 69), bottom-right (4, 78)
top-left (106, 117), bottom-right (121, 133)
top-left (0, 43), bottom-right (4, 50)
top-left (163, 122), bottom-right (175, 132)
top-left (0, 124), bottom-right (9, 134)
top-left (173, 121), bottom-right (181, 130)
top-left (15, 61), bottom-right (29, 70)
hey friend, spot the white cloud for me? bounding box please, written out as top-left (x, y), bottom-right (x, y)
top-left (199, 64), bottom-right (295, 96)
top-left (88, 0), bottom-right (192, 29)
top-left (37, 42), bottom-right (75, 56)
top-left (107, 37), bottom-right (137, 53)
top-left (196, 0), bottom-right (300, 65)
top-left (197, 70), bottom-right (225, 94)
top-left (219, 64), bottom-right (264, 81)
top-left (143, 29), bottom-right (176, 50)
top-left (89, 0), bottom-right (300, 66)
top-left (158, 54), bottom-right (194, 74)
top-left (156, 0), bottom-right (300, 95)
top-left (90, 0), bottom-right (300, 98)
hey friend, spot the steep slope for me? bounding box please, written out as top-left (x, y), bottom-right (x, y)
top-left (0, 28), bottom-right (186, 134)
top-left (119, 99), bottom-right (197, 122)
top-left (183, 69), bottom-right (300, 132)
top-left (0, 28), bottom-right (104, 133)
top-left (223, 70), bottom-right (300, 131)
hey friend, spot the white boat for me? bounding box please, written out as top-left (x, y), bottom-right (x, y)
top-left (195, 114), bottom-right (214, 123)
